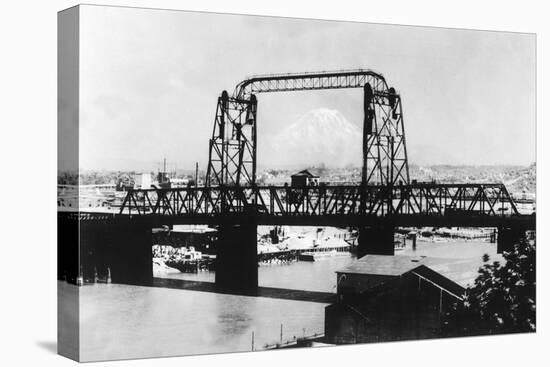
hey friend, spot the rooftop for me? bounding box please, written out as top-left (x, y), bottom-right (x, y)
top-left (337, 254), bottom-right (503, 289)
top-left (291, 169), bottom-right (319, 178)
top-left (338, 255), bottom-right (434, 276)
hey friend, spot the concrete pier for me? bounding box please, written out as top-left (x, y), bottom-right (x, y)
top-left (79, 219), bottom-right (153, 285)
top-left (215, 219), bottom-right (258, 291)
top-left (357, 225), bottom-right (395, 257)
top-left (109, 220), bottom-right (153, 284)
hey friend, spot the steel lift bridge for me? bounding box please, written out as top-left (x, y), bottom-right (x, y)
top-left (120, 69), bottom-right (526, 231)
top-left (78, 70), bottom-right (533, 290)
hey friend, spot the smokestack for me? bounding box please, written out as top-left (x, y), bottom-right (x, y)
top-left (195, 162), bottom-right (199, 187)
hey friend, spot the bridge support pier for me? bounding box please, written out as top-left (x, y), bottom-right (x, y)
top-left (110, 220), bottom-right (153, 284)
top-left (58, 214), bottom-right (80, 284)
top-left (357, 225), bottom-right (395, 258)
top-left (80, 220), bottom-right (153, 285)
top-left (215, 219), bottom-right (258, 292)
top-left (497, 226), bottom-right (525, 254)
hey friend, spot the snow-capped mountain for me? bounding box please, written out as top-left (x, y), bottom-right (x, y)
top-left (264, 108), bottom-right (362, 168)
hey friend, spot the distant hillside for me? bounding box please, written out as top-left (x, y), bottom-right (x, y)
top-left (409, 163), bottom-right (536, 194)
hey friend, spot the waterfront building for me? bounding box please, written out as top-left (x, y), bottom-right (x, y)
top-left (325, 255), bottom-right (493, 343)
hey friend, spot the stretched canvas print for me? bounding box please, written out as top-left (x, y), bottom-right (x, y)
top-left (58, 4), bottom-right (536, 362)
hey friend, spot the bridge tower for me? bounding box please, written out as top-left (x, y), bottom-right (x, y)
top-left (206, 91), bottom-right (257, 186)
top-left (205, 91), bottom-right (259, 290)
top-left (358, 83), bottom-right (409, 256)
top-left (362, 84), bottom-right (409, 187)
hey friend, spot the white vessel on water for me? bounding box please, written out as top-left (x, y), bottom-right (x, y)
top-left (298, 242), bottom-right (351, 261)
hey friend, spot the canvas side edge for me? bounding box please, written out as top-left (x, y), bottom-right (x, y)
top-left (57, 5), bottom-right (80, 362)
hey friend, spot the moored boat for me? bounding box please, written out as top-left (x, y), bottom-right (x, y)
top-left (298, 244), bottom-right (350, 261)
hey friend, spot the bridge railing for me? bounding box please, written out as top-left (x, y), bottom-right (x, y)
top-left (118, 183), bottom-right (520, 218)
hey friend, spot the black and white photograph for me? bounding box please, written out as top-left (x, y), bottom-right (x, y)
top-left (55, 3), bottom-right (538, 363)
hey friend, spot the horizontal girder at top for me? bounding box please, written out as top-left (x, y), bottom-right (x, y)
top-left (233, 69), bottom-right (390, 99)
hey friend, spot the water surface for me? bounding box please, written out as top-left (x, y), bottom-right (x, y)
top-left (79, 239), bottom-right (494, 361)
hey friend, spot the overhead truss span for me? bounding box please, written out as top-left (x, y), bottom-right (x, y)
top-left (233, 69), bottom-right (389, 99)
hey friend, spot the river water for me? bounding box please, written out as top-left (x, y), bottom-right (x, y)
top-left (78, 238), bottom-right (496, 361)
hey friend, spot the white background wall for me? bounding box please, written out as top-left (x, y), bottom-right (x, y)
top-left (0, 0), bottom-right (547, 366)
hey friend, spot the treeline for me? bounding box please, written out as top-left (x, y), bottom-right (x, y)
top-left (443, 238), bottom-right (536, 336)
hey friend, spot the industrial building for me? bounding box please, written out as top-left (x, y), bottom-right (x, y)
top-left (325, 255), bottom-right (493, 343)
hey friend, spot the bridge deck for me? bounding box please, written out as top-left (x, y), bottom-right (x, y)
top-left (60, 183), bottom-right (535, 229)
top-left (68, 211), bottom-right (534, 228)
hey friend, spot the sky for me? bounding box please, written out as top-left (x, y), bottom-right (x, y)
top-left (74, 4), bottom-right (536, 172)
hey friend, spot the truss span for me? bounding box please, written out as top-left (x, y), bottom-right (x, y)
top-left (233, 69), bottom-right (389, 99)
top-left (116, 183), bottom-right (526, 227)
